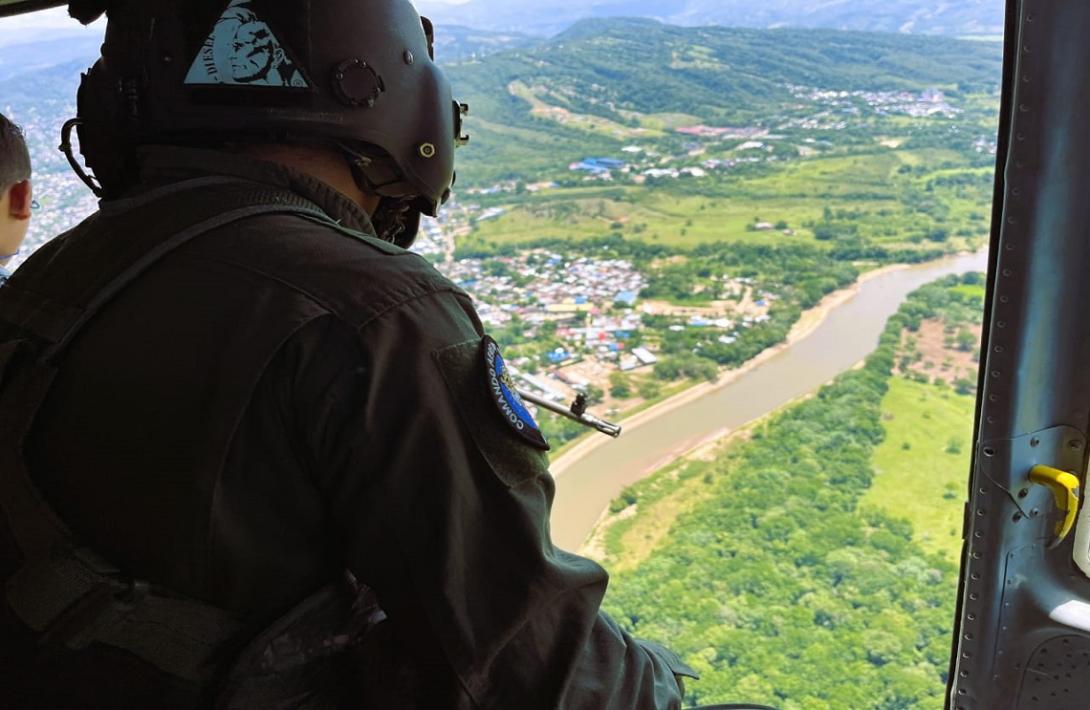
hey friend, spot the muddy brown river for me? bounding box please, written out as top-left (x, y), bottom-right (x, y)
top-left (550, 250), bottom-right (990, 550)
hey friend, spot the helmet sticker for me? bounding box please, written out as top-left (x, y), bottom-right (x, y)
top-left (185, 0), bottom-right (310, 88)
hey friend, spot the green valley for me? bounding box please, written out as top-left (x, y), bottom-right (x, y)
top-left (441, 20), bottom-right (1001, 257)
top-left (588, 275), bottom-right (985, 708)
top-left (407, 22), bottom-right (1002, 449)
top-left (2, 13), bottom-right (1005, 710)
top-left (6, 22), bottom-right (1002, 454)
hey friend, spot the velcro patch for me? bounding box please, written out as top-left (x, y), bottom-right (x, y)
top-left (483, 336), bottom-right (550, 451)
top-left (185, 0), bottom-right (310, 88)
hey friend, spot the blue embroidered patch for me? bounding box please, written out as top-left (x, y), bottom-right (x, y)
top-left (483, 336), bottom-right (550, 451)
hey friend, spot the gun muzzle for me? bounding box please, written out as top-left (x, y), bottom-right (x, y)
top-left (517, 389), bottom-right (623, 439)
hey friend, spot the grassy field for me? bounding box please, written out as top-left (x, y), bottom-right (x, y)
top-left (951, 282), bottom-right (987, 300)
top-left (861, 376), bottom-right (976, 563)
top-left (589, 359), bottom-right (977, 571)
top-left (461, 144), bottom-right (992, 256)
top-left (468, 189), bottom-right (821, 249)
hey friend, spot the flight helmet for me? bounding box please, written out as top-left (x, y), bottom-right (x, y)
top-left (70, 0), bottom-right (468, 246)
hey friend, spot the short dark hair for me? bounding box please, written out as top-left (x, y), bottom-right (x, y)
top-left (0, 113), bottom-right (31, 188)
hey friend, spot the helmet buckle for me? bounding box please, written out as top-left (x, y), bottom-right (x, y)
top-left (455, 102), bottom-right (471, 147)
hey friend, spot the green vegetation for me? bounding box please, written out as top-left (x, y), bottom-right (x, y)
top-left (863, 378), bottom-right (975, 563)
top-left (593, 275), bottom-right (986, 709)
top-left (449, 20), bottom-right (1002, 184)
top-left (458, 24), bottom-right (996, 708)
top-left (446, 20), bottom-right (1000, 265)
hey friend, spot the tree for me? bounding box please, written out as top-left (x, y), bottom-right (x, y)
top-left (956, 329), bottom-right (976, 353)
top-left (639, 380), bottom-right (662, 400)
top-left (954, 378), bottom-right (976, 396)
top-left (610, 372), bottom-right (633, 399)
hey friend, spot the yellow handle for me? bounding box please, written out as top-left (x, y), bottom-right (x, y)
top-left (1029, 465), bottom-right (1081, 544)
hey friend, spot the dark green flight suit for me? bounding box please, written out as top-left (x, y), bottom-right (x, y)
top-left (0, 146), bottom-right (692, 708)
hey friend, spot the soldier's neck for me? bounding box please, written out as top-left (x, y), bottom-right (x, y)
top-left (238, 143), bottom-right (381, 217)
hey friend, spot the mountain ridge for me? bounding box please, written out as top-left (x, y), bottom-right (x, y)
top-left (419, 0), bottom-right (1004, 38)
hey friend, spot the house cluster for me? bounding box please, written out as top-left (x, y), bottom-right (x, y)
top-left (675, 125), bottom-right (769, 140)
top-left (442, 250), bottom-right (645, 329)
top-left (570, 151), bottom-right (725, 184)
top-left (567, 120), bottom-right (782, 185)
top-left (787, 85), bottom-right (961, 121)
top-left (413, 198), bottom-right (484, 260)
top-left (972, 136), bottom-right (998, 155)
top-left (437, 250), bottom-right (670, 387)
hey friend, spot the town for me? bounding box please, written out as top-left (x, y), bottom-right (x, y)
top-left (417, 216), bottom-right (778, 420)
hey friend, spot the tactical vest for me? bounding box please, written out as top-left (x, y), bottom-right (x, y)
top-left (0, 179), bottom-right (386, 708)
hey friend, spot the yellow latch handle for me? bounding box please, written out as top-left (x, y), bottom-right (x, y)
top-left (1029, 465), bottom-right (1081, 545)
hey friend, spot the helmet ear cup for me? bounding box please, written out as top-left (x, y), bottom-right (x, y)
top-left (75, 61), bottom-right (138, 198)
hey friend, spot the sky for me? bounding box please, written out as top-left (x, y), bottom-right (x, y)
top-left (0, 1), bottom-right (477, 48)
top-left (0, 1), bottom-right (468, 31)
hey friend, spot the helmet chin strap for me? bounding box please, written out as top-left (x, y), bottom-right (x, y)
top-left (371, 198), bottom-right (420, 249)
top-left (340, 144), bottom-right (422, 249)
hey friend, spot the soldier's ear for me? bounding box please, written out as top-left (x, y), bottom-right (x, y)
top-left (7, 181), bottom-right (32, 221)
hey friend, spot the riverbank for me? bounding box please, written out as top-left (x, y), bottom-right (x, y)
top-left (578, 383), bottom-right (821, 559)
top-left (548, 248), bottom-right (988, 550)
top-left (549, 261), bottom-right (909, 478)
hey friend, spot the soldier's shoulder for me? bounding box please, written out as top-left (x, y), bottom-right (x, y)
top-left (188, 210), bottom-right (469, 328)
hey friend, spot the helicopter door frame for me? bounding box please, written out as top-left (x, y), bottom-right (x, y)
top-left (947, 0), bottom-right (1090, 707)
top-left (0, 1), bottom-right (65, 18)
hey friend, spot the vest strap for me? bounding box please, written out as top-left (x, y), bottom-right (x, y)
top-left (0, 179), bottom-right (347, 683)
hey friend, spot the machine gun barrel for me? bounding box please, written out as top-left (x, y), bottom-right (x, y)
top-left (517, 389), bottom-right (623, 439)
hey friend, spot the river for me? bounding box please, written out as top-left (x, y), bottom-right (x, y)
top-left (549, 250), bottom-right (990, 550)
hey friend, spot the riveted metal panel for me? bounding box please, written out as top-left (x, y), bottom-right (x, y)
top-left (949, 0), bottom-right (1090, 707)
top-left (1016, 635), bottom-right (1090, 708)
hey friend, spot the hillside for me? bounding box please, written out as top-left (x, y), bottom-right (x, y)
top-left (449, 20), bottom-right (1002, 183)
top-left (419, 0), bottom-right (1004, 38)
top-left (436, 25), bottom-right (538, 62)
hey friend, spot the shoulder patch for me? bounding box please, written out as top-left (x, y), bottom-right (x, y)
top-left (483, 336), bottom-right (550, 451)
top-left (185, 0), bottom-right (310, 88)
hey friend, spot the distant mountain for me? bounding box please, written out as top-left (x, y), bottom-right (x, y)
top-left (436, 25), bottom-right (538, 62)
top-left (0, 24), bottom-right (528, 77)
top-left (0, 35), bottom-right (100, 82)
top-left (1, 18), bottom-right (1003, 197)
top-left (419, 0), bottom-right (1005, 38)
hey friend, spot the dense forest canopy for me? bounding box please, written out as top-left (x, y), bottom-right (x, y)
top-left (596, 275), bottom-right (986, 708)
